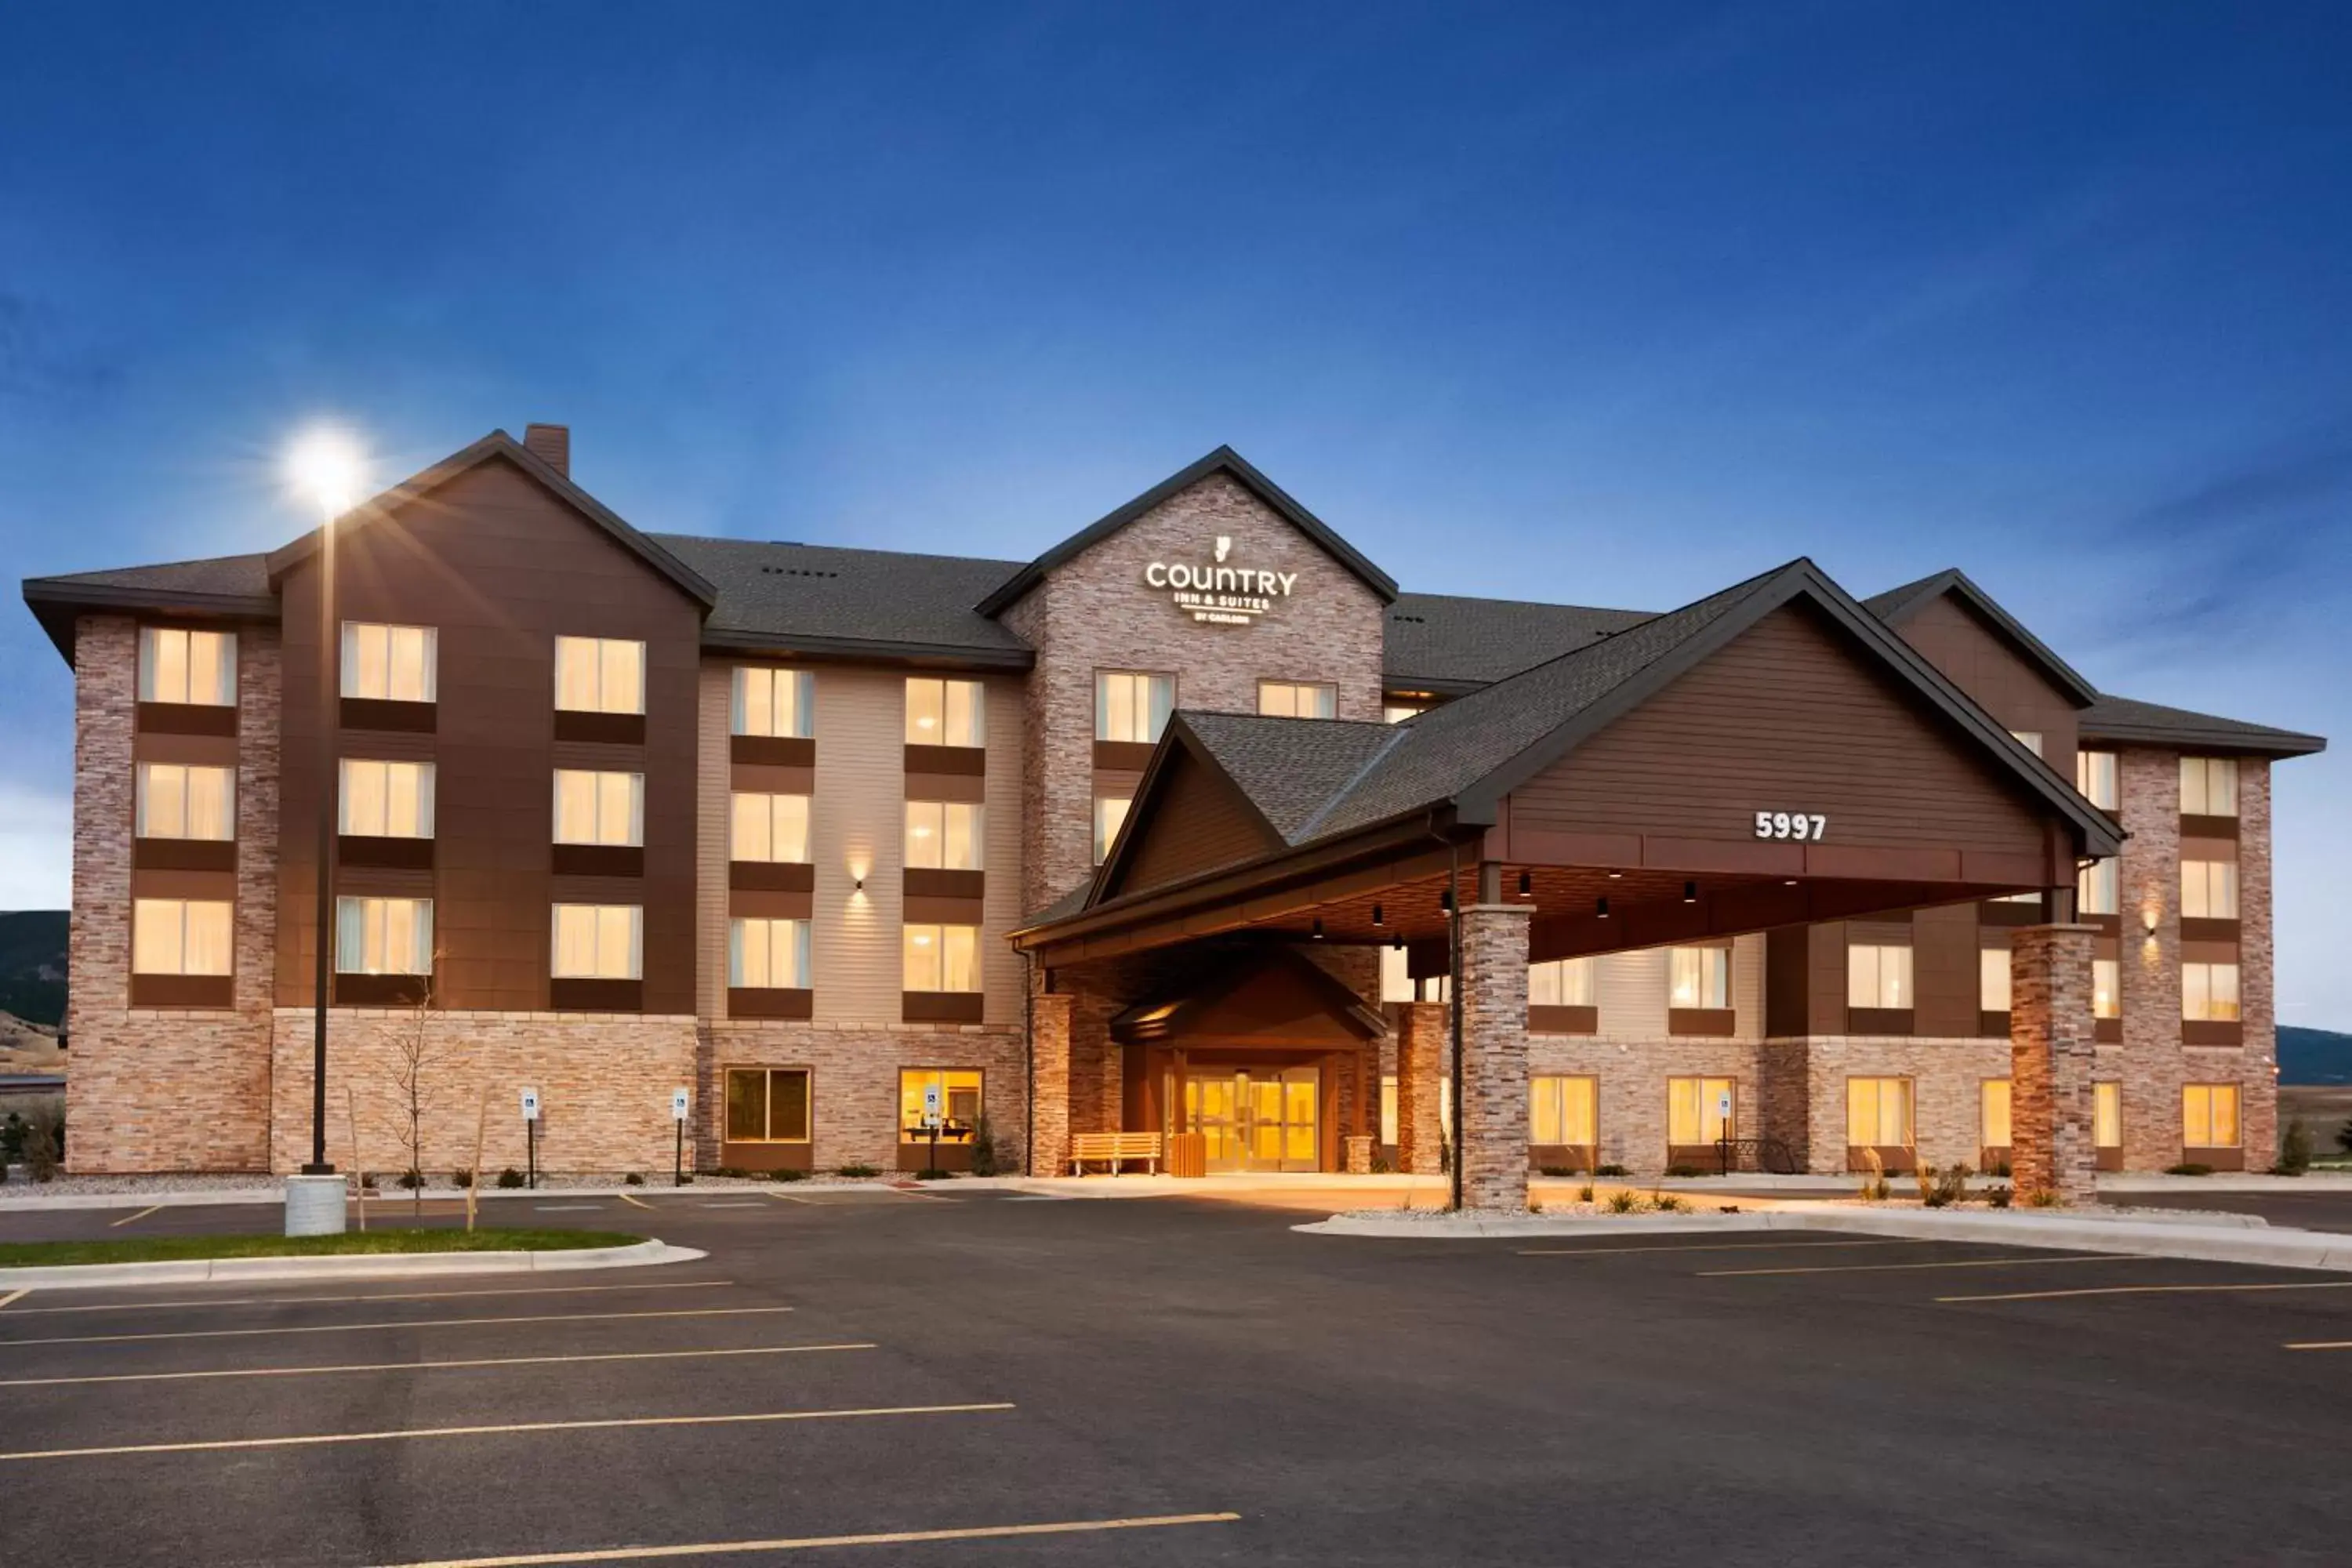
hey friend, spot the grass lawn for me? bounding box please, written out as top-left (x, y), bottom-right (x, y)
top-left (0, 1229), bottom-right (642, 1268)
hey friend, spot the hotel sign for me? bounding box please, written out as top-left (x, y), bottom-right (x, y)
top-left (1144, 535), bottom-right (1298, 626)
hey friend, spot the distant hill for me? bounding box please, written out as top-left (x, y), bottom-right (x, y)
top-left (0, 910), bottom-right (67, 1028)
top-left (2279, 1025), bottom-right (2352, 1085)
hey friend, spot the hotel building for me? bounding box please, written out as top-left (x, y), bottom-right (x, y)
top-left (24, 426), bottom-right (2323, 1198)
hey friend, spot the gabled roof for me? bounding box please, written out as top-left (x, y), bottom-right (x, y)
top-left (973, 445), bottom-right (1399, 618)
top-left (2080, 693), bottom-right (2325, 757)
top-left (1864, 568), bottom-right (2099, 707)
top-left (264, 430), bottom-right (717, 610)
top-left (1108, 944), bottom-right (1388, 1045)
top-left (1083, 560), bottom-right (2122, 916)
top-left (22, 551), bottom-right (278, 661)
top-left (654, 535), bottom-right (1032, 668)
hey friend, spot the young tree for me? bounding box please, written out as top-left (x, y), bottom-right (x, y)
top-left (382, 983), bottom-right (436, 1220)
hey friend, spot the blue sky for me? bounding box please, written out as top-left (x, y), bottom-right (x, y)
top-left (4, 2), bottom-right (2347, 1022)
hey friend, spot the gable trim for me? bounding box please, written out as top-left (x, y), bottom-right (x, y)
top-left (975, 445), bottom-right (1399, 617)
top-left (1870, 568), bottom-right (2099, 707)
top-left (1089, 714), bottom-right (1288, 906)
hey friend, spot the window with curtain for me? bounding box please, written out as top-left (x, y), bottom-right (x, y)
top-left (1668, 946), bottom-right (1730, 1010)
top-left (2183, 1083), bottom-right (2241, 1147)
top-left (1383, 702), bottom-right (1429, 724)
top-left (2076, 750), bottom-right (2118, 810)
top-left (905, 677), bottom-right (985, 746)
top-left (1094, 671), bottom-right (1173, 743)
top-left (340, 622), bottom-right (437, 702)
top-left (2183, 963), bottom-right (2240, 1022)
top-left (1981, 1080), bottom-right (2012, 1150)
top-left (902, 924), bottom-right (980, 992)
top-left (731, 666), bottom-right (814, 738)
top-left (1979, 947), bottom-right (2012, 1012)
top-left (551, 904), bottom-right (641, 980)
top-left (553, 770), bottom-right (644, 847)
top-left (1847, 944), bottom-right (1914, 1009)
top-left (906, 800), bottom-right (982, 871)
top-left (728, 917), bottom-right (810, 989)
top-left (2180, 756), bottom-right (2238, 816)
top-left (335, 897), bottom-right (434, 975)
top-left (1846, 1078), bottom-right (1915, 1148)
top-left (553, 636), bottom-right (645, 714)
top-left (339, 760), bottom-right (434, 838)
top-left (2093, 958), bottom-right (2120, 1019)
top-left (1258, 680), bottom-right (1336, 718)
top-left (1092, 794), bottom-right (1131, 866)
top-left (138, 626), bottom-right (237, 706)
top-left (136, 763), bottom-right (234, 840)
top-left (2181, 860), bottom-right (2238, 919)
top-left (1528, 956), bottom-right (1597, 1007)
top-left (1529, 1076), bottom-right (1597, 1148)
top-left (729, 792), bottom-right (810, 862)
top-left (2095, 1083), bottom-right (2122, 1149)
top-left (1380, 1075), bottom-right (1399, 1145)
top-left (2077, 858), bottom-right (2118, 915)
top-left (724, 1067), bottom-right (811, 1142)
top-left (898, 1068), bottom-right (982, 1142)
top-left (1666, 1076), bottom-right (1733, 1145)
top-left (131, 898), bottom-right (233, 975)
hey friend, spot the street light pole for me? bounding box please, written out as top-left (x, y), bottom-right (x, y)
top-left (304, 492), bottom-right (337, 1176)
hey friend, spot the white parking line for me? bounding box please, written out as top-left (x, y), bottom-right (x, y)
top-left (0, 1304), bottom-right (794, 1349)
top-left (1519, 1239), bottom-right (1915, 1258)
top-left (0, 1402), bottom-right (1016, 1463)
top-left (1700, 1254), bottom-right (2135, 1279)
top-left (533, 1204), bottom-right (604, 1213)
top-left (0, 1290), bottom-right (27, 1312)
top-left (697, 1202), bottom-right (766, 1210)
top-left (1945, 1279), bottom-right (2352, 1306)
top-left (365, 1512), bottom-right (1242, 1566)
top-left (0, 1342), bottom-right (876, 1389)
top-left (107, 1204), bottom-right (164, 1229)
top-left (0, 1279), bottom-right (730, 1317)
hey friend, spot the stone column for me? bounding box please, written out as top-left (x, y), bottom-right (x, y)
top-left (1029, 992), bottom-right (1073, 1177)
top-left (1458, 903), bottom-right (1534, 1212)
top-left (2118, 747), bottom-right (2184, 1171)
top-left (1394, 1000), bottom-right (1449, 1176)
top-left (2239, 758), bottom-right (2279, 1167)
top-left (2011, 923), bottom-right (2099, 1204)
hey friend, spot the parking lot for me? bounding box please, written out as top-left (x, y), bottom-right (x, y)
top-left (5, 1188), bottom-right (2352, 1565)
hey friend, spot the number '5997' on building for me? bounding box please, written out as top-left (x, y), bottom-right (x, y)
top-left (22, 426), bottom-right (2324, 1202)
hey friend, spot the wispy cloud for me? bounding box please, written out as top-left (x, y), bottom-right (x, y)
top-left (0, 289), bottom-right (123, 404)
top-left (0, 783), bottom-right (71, 911)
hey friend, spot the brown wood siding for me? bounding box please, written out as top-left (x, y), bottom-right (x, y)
top-left (731, 735), bottom-right (814, 768)
top-left (905, 868), bottom-right (985, 900)
top-left (904, 743), bottom-right (984, 775)
top-left (550, 844), bottom-right (644, 878)
top-left (1808, 921), bottom-right (1847, 1036)
top-left (137, 702), bottom-right (238, 737)
top-left (130, 975), bottom-right (235, 1009)
top-left (275, 455), bottom-right (702, 1014)
top-left (903, 991), bottom-right (985, 1024)
top-left (730, 861), bottom-right (815, 892)
top-left (336, 973), bottom-right (430, 1007)
top-left (1765, 927), bottom-right (1809, 1036)
top-left (1668, 1007), bottom-right (1737, 1036)
top-left (340, 698), bottom-right (437, 733)
top-left (727, 987), bottom-right (814, 1021)
top-left (1093, 740), bottom-right (1157, 771)
top-left (729, 888), bottom-right (814, 920)
top-left (132, 839), bottom-right (237, 873)
top-left (1911, 902), bottom-right (1979, 1037)
top-left (1504, 604), bottom-right (2056, 872)
top-left (339, 836), bottom-right (435, 870)
top-left (1888, 593), bottom-right (2080, 782)
top-left (1109, 749), bottom-right (1280, 898)
top-left (1528, 1004), bottom-right (1599, 1035)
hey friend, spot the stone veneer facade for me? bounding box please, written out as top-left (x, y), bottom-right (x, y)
top-left (2009, 924), bottom-right (2099, 1203)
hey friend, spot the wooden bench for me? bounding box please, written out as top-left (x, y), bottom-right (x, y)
top-left (1069, 1131), bottom-right (1163, 1175)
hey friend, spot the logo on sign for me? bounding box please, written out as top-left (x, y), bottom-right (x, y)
top-left (1142, 537), bottom-right (1299, 626)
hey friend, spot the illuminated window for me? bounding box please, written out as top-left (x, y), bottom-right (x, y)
top-left (728, 918), bottom-right (810, 989)
top-left (553, 770), bottom-right (642, 847)
top-left (1981, 1080), bottom-right (2012, 1151)
top-left (554, 636), bottom-right (645, 715)
top-left (2180, 757), bottom-right (2238, 817)
top-left (1668, 946), bottom-right (1730, 1010)
top-left (1667, 1076), bottom-right (1734, 1145)
top-left (1846, 1078), bottom-right (1915, 1149)
top-left (2093, 958), bottom-right (2120, 1019)
top-left (903, 924), bottom-right (980, 993)
top-left (1529, 1076), bottom-right (1597, 1148)
top-left (341, 622), bottom-right (437, 702)
top-left (136, 763), bottom-right (234, 840)
top-left (138, 626), bottom-right (236, 706)
top-left (2095, 1082), bottom-right (2122, 1149)
top-left (1258, 680), bottom-right (1336, 718)
top-left (730, 792), bottom-right (810, 863)
top-left (906, 800), bottom-right (982, 871)
top-left (1847, 944), bottom-right (1914, 1009)
top-left (731, 666), bottom-right (813, 739)
top-left (1092, 794), bottom-right (1131, 866)
top-left (724, 1067), bottom-right (811, 1143)
top-left (1528, 956), bottom-right (1596, 1007)
top-left (551, 904), bottom-right (641, 980)
top-left (335, 897), bottom-right (433, 975)
top-left (1383, 702), bottom-right (1429, 724)
top-left (1380, 1075), bottom-right (1399, 1145)
top-left (2076, 750), bottom-right (2118, 810)
top-left (340, 760), bottom-right (435, 838)
top-left (132, 898), bottom-right (232, 976)
top-left (2077, 858), bottom-right (2118, 915)
top-left (1095, 671), bottom-right (1172, 743)
top-left (899, 1067), bottom-right (982, 1142)
top-left (2182, 860), bottom-right (2238, 920)
top-left (2183, 962), bottom-right (2240, 1022)
top-left (2183, 1083), bottom-right (2241, 1148)
top-left (1979, 947), bottom-right (2011, 1012)
top-left (2010, 730), bottom-right (2044, 757)
top-left (906, 677), bottom-right (985, 746)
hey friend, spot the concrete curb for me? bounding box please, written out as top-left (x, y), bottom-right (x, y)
top-left (0, 1177), bottom-right (1082, 1211)
top-left (0, 1238), bottom-right (705, 1290)
top-left (1298, 1210), bottom-right (2352, 1272)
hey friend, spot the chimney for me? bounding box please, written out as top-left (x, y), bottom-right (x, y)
top-left (523, 423), bottom-right (570, 477)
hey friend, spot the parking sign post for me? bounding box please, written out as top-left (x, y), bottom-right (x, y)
top-left (521, 1087), bottom-right (542, 1190)
top-left (923, 1080), bottom-right (943, 1174)
top-left (671, 1087), bottom-right (690, 1186)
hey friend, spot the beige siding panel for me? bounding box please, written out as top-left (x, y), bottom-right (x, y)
top-left (982, 673), bottom-right (1026, 1025)
top-left (1597, 948), bottom-right (1668, 1039)
top-left (1733, 932), bottom-right (1765, 1041)
top-left (811, 667), bottom-right (906, 1023)
top-left (696, 660), bottom-right (732, 1019)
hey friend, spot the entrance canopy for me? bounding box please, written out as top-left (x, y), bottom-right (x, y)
top-left (1012, 560), bottom-right (2122, 972)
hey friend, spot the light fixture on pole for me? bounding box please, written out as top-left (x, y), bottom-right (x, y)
top-left (282, 426), bottom-right (368, 1237)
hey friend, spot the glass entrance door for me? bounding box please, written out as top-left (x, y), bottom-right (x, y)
top-left (1179, 1067), bottom-right (1319, 1172)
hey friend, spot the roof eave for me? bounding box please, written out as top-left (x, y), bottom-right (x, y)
top-left (21, 579), bottom-right (283, 666)
top-left (1873, 568), bottom-right (2101, 707)
top-left (2080, 720), bottom-right (2327, 759)
top-left (699, 626), bottom-right (1035, 672)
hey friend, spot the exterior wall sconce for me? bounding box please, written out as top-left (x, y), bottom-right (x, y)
top-left (853, 875), bottom-right (865, 891)
top-left (1392, 933), bottom-right (1405, 951)
top-left (1683, 881), bottom-right (1697, 903)
top-left (1371, 903), bottom-right (1384, 927)
top-left (1440, 889), bottom-right (1454, 913)
top-left (1607, 870), bottom-right (1623, 880)
top-left (1517, 870), bottom-right (1532, 897)
top-left (1596, 896), bottom-right (1610, 920)
top-left (1311, 917), bottom-right (1326, 940)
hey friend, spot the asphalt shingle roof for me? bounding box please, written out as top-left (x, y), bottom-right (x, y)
top-left (1385, 592), bottom-right (1656, 690)
top-left (1178, 713), bottom-right (1406, 843)
top-left (31, 553), bottom-right (274, 601)
top-left (648, 535), bottom-right (1030, 659)
top-left (2079, 693), bottom-right (2324, 753)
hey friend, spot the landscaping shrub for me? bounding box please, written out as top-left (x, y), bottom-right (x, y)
top-left (450, 1168), bottom-right (474, 1189)
top-left (1595, 1163), bottom-right (1628, 1178)
top-left (1913, 1163), bottom-right (1936, 1203)
top-left (2277, 1120), bottom-right (2312, 1177)
top-left (496, 1167), bottom-right (526, 1189)
top-left (1606, 1189), bottom-right (1639, 1214)
top-left (1, 1111), bottom-right (24, 1162)
top-left (22, 1106), bottom-right (62, 1182)
top-left (1577, 1181), bottom-right (1595, 1203)
top-left (1664, 1163), bottom-right (1705, 1178)
top-left (836, 1163), bottom-right (880, 1178)
top-left (1857, 1148), bottom-right (1889, 1203)
top-left (1370, 1155), bottom-right (1394, 1174)
top-left (2026, 1186), bottom-right (2063, 1207)
top-left (913, 1167), bottom-right (956, 1181)
top-left (1925, 1163), bottom-right (1972, 1209)
top-left (396, 1168), bottom-right (424, 1190)
top-left (769, 1167), bottom-right (808, 1182)
top-left (623, 1171), bottom-right (646, 1186)
top-left (2163, 1162), bottom-right (2213, 1177)
top-left (2337, 1118), bottom-right (2352, 1155)
top-left (1537, 1165), bottom-right (1579, 1178)
top-left (0, 1155), bottom-right (9, 1185)
top-left (713, 1166), bottom-right (751, 1180)
top-left (1650, 1190), bottom-right (1686, 1213)
top-left (968, 1116), bottom-right (1000, 1177)
top-left (1987, 1185), bottom-right (2013, 1209)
